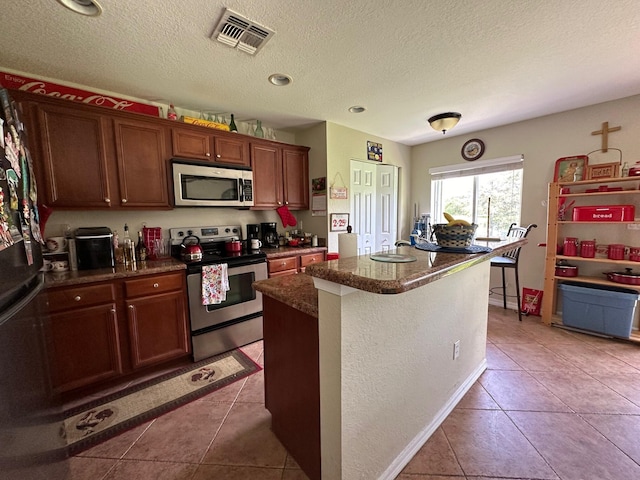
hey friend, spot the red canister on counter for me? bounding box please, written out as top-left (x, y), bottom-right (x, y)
top-left (563, 237), bottom-right (578, 256)
top-left (608, 244), bottom-right (626, 260)
top-left (580, 240), bottom-right (596, 258)
top-left (629, 247), bottom-right (640, 262)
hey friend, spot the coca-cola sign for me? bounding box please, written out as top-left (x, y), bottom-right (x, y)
top-left (0, 71), bottom-right (160, 116)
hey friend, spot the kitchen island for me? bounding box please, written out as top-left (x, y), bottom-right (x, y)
top-left (253, 239), bottom-right (525, 480)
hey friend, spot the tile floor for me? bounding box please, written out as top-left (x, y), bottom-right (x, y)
top-left (67, 305), bottom-right (640, 480)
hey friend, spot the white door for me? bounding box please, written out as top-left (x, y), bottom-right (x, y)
top-left (351, 160), bottom-right (376, 255)
top-left (350, 160), bottom-right (399, 255)
top-left (376, 164), bottom-right (398, 252)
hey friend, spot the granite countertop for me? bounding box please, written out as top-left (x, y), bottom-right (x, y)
top-left (253, 239), bottom-right (526, 315)
top-left (44, 258), bottom-right (186, 288)
top-left (262, 246), bottom-right (327, 259)
top-left (254, 273), bottom-right (318, 318)
top-left (304, 238), bottom-right (526, 295)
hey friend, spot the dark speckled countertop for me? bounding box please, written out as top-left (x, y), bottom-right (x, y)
top-left (261, 246), bottom-right (327, 258)
top-left (44, 258), bottom-right (186, 288)
top-left (254, 238), bottom-right (526, 315)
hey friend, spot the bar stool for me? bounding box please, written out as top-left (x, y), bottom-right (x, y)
top-left (490, 223), bottom-right (537, 321)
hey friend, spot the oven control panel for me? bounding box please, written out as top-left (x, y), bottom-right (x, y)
top-left (169, 225), bottom-right (242, 245)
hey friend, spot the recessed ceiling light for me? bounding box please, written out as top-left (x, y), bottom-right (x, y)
top-left (268, 74), bottom-right (292, 86)
top-left (348, 106), bottom-right (366, 113)
top-left (56, 0), bottom-right (103, 16)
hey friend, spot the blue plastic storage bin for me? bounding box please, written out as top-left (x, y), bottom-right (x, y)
top-left (558, 282), bottom-right (639, 338)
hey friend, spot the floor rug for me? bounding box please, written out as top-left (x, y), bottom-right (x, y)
top-left (63, 349), bottom-right (261, 455)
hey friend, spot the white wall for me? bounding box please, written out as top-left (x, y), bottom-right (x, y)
top-left (411, 94), bottom-right (640, 295)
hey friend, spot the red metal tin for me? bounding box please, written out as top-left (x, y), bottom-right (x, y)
top-left (608, 244), bottom-right (626, 260)
top-left (563, 237), bottom-right (578, 256)
top-left (580, 240), bottom-right (596, 258)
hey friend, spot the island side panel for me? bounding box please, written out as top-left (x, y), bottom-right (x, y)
top-left (262, 295), bottom-right (321, 480)
top-left (316, 261), bottom-right (490, 480)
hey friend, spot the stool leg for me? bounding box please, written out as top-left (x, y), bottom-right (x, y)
top-left (501, 267), bottom-right (507, 310)
top-left (515, 267), bottom-right (522, 321)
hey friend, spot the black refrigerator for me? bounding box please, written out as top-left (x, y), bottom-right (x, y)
top-left (0, 87), bottom-right (69, 478)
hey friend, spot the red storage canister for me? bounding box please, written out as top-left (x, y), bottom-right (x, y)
top-left (580, 240), bottom-right (596, 258)
top-left (563, 237), bottom-right (578, 256)
top-left (608, 244), bottom-right (626, 260)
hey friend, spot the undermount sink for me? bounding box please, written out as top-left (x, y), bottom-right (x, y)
top-left (370, 253), bottom-right (417, 263)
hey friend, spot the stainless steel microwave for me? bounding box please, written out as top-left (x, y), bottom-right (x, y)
top-left (172, 160), bottom-right (254, 208)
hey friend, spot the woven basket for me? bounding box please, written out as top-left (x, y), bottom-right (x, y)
top-left (432, 223), bottom-right (477, 248)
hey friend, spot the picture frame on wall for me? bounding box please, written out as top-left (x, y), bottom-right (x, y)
top-left (585, 162), bottom-right (619, 180)
top-left (330, 213), bottom-right (350, 232)
top-left (553, 155), bottom-right (588, 182)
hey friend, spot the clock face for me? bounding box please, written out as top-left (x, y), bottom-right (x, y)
top-left (461, 139), bottom-right (485, 161)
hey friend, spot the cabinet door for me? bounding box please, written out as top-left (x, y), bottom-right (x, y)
top-left (171, 128), bottom-right (212, 160)
top-left (36, 103), bottom-right (113, 208)
top-left (127, 291), bottom-right (189, 369)
top-left (213, 135), bottom-right (250, 167)
top-left (251, 143), bottom-right (284, 209)
top-left (113, 118), bottom-right (170, 208)
top-left (50, 303), bottom-right (122, 392)
top-left (282, 147), bottom-right (309, 210)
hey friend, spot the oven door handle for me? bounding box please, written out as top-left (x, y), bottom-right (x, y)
top-left (238, 179), bottom-right (244, 203)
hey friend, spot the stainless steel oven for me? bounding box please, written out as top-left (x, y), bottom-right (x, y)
top-left (170, 225), bottom-right (267, 362)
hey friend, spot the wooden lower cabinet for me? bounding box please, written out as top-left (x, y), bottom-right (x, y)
top-left (47, 271), bottom-right (189, 393)
top-left (266, 249), bottom-right (326, 278)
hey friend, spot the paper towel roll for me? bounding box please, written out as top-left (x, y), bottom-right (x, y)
top-left (338, 233), bottom-right (358, 258)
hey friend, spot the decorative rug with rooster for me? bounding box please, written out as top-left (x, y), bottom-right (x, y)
top-left (63, 349), bottom-right (260, 455)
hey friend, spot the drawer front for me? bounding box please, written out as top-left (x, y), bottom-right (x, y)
top-left (124, 272), bottom-right (184, 298)
top-left (48, 283), bottom-right (116, 312)
top-left (300, 252), bottom-right (325, 268)
top-left (268, 256), bottom-right (299, 274)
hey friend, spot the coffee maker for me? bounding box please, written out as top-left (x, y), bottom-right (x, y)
top-left (246, 224), bottom-right (260, 241)
top-left (261, 222), bottom-right (279, 248)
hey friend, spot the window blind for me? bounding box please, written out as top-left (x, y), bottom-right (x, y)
top-left (429, 155), bottom-right (523, 181)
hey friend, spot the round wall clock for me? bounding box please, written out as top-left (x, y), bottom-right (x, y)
top-left (461, 138), bottom-right (485, 161)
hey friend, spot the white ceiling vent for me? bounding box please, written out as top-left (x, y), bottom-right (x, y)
top-left (211, 9), bottom-right (275, 55)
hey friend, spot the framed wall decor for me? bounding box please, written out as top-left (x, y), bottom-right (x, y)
top-left (461, 138), bottom-right (485, 161)
top-left (585, 162), bottom-right (619, 180)
top-left (553, 155), bottom-right (588, 182)
top-left (330, 213), bottom-right (350, 232)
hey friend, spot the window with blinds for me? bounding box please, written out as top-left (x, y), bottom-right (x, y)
top-left (429, 155), bottom-right (523, 239)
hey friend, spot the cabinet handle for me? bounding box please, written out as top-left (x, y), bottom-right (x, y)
top-left (153, 283), bottom-right (159, 288)
top-left (205, 152), bottom-right (211, 157)
top-left (278, 201), bottom-right (282, 205)
top-left (74, 295), bottom-right (81, 302)
top-left (285, 201), bottom-right (289, 205)
top-left (129, 304), bottom-right (134, 310)
top-left (121, 198), bottom-right (127, 203)
top-left (282, 261), bottom-right (287, 266)
top-left (111, 308), bottom-right (116, 314)
top-left (216, 154), bottom-right (221, 158)
top-left (104, 198), bottom-right (110, 203)
top-left (311, 257), bottom-right (315, 261)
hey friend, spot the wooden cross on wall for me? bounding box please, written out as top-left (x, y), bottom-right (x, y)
top-left (591, 121), bottom-right (621, 152)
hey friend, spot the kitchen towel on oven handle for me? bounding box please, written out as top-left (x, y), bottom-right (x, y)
top-left (201, 264), bottom-right (230, 305)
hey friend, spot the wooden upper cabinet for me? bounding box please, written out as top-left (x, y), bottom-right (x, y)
top-left (282, 146), bottom-right (310, 210)
top-left (113, 118), bottom-right (170, 208)
top-left (251, 143), bottom-right (309, 210)
top-left (172, 127), bottom-right (250, 167)
top-left (36, 102), bottom-right (113, 208)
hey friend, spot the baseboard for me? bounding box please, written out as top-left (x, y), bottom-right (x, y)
top-left (488, 296), bottom-right (518, 311)
top-left (378, 358), bottom-right (488, 480)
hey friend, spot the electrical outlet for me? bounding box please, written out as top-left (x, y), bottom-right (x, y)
top-left (453, 340), bottom-right (460, 360)
top-left (627, 223), bottom-right (640, 230)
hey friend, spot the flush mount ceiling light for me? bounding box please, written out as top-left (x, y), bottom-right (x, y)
top-left (348, 106), bottom-right (366, 113)
top-left (428, 112), bottom-right (462, 134)
top-left (56, 0), bottom-right (103, 16)
top-left (268, 74), bottom-right (292, 86)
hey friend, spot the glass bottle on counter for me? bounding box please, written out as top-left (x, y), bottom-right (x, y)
top-left (254, 120), bottom-right (264, 138)
top-left (229, 114), bottom-right (238, 132)
top-left (123, 224), bottom-right (135, 266)
top-left (135, 231), bottom-right (147, 262)
top-left (113, 230), bottom-right (125, 264)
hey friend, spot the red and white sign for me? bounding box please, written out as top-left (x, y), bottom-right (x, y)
top-left (0, 71), bottom-right (160, 116)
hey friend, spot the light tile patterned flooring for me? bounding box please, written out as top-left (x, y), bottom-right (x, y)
top-left (68, 306), bottom-right (640, 479)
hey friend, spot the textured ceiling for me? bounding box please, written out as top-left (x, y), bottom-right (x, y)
top-left (1, 0), bottom-right (639, 146)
